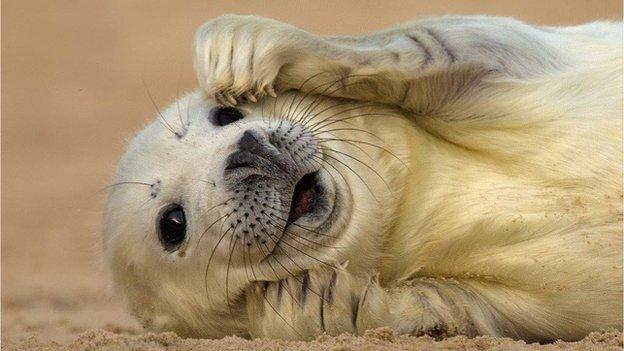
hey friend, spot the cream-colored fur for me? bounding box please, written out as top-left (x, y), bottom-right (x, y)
top-left (103, 15), bottom-right (622, 342)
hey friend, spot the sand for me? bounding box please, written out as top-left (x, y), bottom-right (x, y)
top-left (3, 328), bottom-right (623, 350)
top-left (2, 1), bottom-right (622, 350)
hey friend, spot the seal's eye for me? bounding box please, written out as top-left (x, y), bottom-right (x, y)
top-left (212, 107), bottom-right (244, 126)
top-left (158, 205), bottom-right (186, 251)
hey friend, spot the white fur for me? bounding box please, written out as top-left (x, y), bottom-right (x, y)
top-left (102, 15), bottom-right (622, 341)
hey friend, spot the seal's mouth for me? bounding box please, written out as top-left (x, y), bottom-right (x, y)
top-left (286, 171), bottom-right (321, 226)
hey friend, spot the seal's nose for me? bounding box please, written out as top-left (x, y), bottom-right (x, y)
top-left (224, 130), bottom-right (287, 175)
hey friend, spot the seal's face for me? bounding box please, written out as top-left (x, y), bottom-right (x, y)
top-left (102, 91), bottom-right (402, 337)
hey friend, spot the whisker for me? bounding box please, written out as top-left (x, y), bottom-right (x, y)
top-left (312, 126), bottom-right (382, 141)
top-left (261, 234), bottom-right (328, 297)
top-left (306, 104), bottom-right (380, 131)
top-left (318, 137), bottom-right (409, 169)
top-left (254, 242), bottom-right (305, 310)
top-left (245, 241), bottom-right (304, 337)
top-left (264, 213), bottom-right (342, 248)
top-left (315, 152), bottom-right (379, 202)
top-left (268, 229), bottom-right (336, 269)
top-left (105, 181), bottom-right (153, 189)
top-left (175, 84), bottom-right (186, 134)
top-left (262, 242), bottom-right (331, 326)
top-left (193, 178), bottom-right (217, 187)
top-left (262, 206), bottom-right (341, 241)
top-left (294, 75), bottom-right (375, 127)
top-left (260, 236), bottom-right (361, 332)
top-left (288, 74), bottom-right (347, 125)
top-left (241, 236), bottom-right (252, 281)
top-left (322, 146), bottom-right (389, 188)
top-left (225, 235), bottom-right (241, 328)
top-left (310, 112), bottom-right (396, 133)
top-left (307, 153), bottom-right (353, 198)
top-left (195, 211), bottom-right (230, 250)
top-left (303, 101), bottom-right (375, 130)
top-left (141, 78), bottom-right (181, 137)
top-left (203, 222), bottom-right (234, 288)
top-left (304, 103), bottom-right (374, 134)
top-left (261, 233), bottom-right (343, 315)
top-left (270, 93), bottom-right (282, 128)
top-left (317, 132), bottom-right (377, 164)
top-left (277, 91), bottom-right (293, 127)
top-left (185, 89), bottom-right (194, 127)
top-left (293, 81), bottom-right (348, 126)
top-left (253, 210), bottom-right (333, 305)
top-left (284, 71), bottom-right (330, 122)
top-left (138, 195), bottom-right (156, 210)
top-left (203, 224), bottom-right (234, 326)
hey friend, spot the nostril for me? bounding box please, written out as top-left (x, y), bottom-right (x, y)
top-left (225, 160), bottom-right (254, 171)
top-left (238, 130), bottom-right (265, 152)
top-left (225, 151), bottom-right (258, 172)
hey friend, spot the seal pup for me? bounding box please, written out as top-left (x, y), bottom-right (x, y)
top-left (102, 15), bottom-right (622, 341)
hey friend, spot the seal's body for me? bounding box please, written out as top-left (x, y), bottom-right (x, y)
top-left (102, 15), bottom-right (622, 341)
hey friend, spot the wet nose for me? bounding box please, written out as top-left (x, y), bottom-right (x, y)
top-left (225, 130), bottom-right (285, 175)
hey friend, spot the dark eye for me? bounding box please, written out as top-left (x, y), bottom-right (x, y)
top-left (158, 204), bottom-right (186, 250)
top-left (212, 107), bottom-right (244, 126)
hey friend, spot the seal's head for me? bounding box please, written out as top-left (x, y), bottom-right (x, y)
top-left (102, 91), bottom-right (407, 337)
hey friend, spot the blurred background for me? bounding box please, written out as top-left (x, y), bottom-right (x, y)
top-left (2, 0), bottom-right (622, 345)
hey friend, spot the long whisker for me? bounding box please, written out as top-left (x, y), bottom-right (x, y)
top-left (175, 84), bottom-right (187, 134)
top-left (304, 103), bottom-right (376, 134)
top-left (244, 242), bottom-right (304, 337)
top-left (263, 206), bottom-right (341, 241)
top-left (316, 131), bottom-right (377, 164)
top-left (284, 71), bottom-right (330, 122)
top-left (261, 233), bottom-right (329, 298)
top-left (312, 126), bottom-right (383, 141)
top-left (306, 105), bottom-right (380, 131)
top-left (317, 151), bottom-right (380, 202)
top-left (271, 93), bottom-right (282, 128)
top-left (294, 74), bottom-right (375, 127)
top-left (258, 230), bottom-right (357, 331)
top-left (288, 74), bottom-right (350, 125)
top-left (195, 211), bottom-right (230, 250)
top-left (225, 235), bottom-right (241, 328)
top-left (141, 78), bottom-right (181, 138)
top-left (268, 229), bottom-right (336, 269)
top-left (302, 101), bottom-right (375, 130)
top-left (193, 178), bottom-right (217, 187)
top-left (261, 235), bottom-right (346, 321)
top-left (311, 112), bottom-right (396, 133)
top-left (261, 242), bottom-right (331, 328)
top-left (293, 81), bottom-right (349, 126)
top-left (307, 152), bottom-right (353, 198)
top-left (318, 137), bottom-right (408, 169)
top-left (105, 181), bottom-right (153, 189)
top-left (253, 210), bottom-right (332, 308)
top-left (203, 224), bottom-right (234, 297)
top-left (321, 146), bottom-right (390, 191)
top-left (254, 240), bottom-right (303, 308)
top-left (185, 89), bottom-right (194, 127)
top-left (264, 213), bottom-right (342, 248)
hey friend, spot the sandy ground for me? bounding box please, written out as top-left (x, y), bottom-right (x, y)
top-left (2, 1), bottom-right (622, 350)
top-left (2, 329), bottom-right (623, 351)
